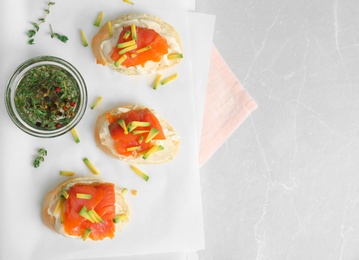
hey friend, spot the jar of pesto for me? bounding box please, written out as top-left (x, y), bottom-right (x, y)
top-left (5, 56), bottom-right (88, 138)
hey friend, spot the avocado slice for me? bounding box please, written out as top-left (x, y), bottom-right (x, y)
top-left (161, 73), bottom-right (178, 85)
top-left (61, 189), bottom-right (69, 199)
top-left (153, 74), bottom-right (162, 90)
top-left (145, 128), bottom-right (159, 143)
top-left (126, 145), bottom-right (141, 152)
top-left (120, 188), bottom-right (128, 195)
top-left (90, 96), bottom-right (102, 110)
top-left (80, 29), bottom-right (88, 47)
top-left (131, 24), bottom-right (137, 40)
top-left (142, 145), bottom-right (164, 160)
top-left (70, 128), bottom-right (80, 143)
top-left (76, 193), bottom-right (92, 199)
top-left (83, 228), bottom-right (92, 241)
top-left (59, 170), bottom-right (75, 176)
top-left (117, 119), bottom-right (128, 134)
top-left (118, 44), bottom-right (138, 55)
top-left (123, 30), bottom-right (131, 40)
top-left (93, 11), bottom-right (104, 27)
top-left (130, 164), bottom-right (149, 181)
top-left (83, 158), bottom-right (100, 175)
top-left (89, 209), bottom-right (103, 223)
top-left (114, 55), bottom-right (127, 67)
top-left (131, 121), bottom-right (151, 127)
top-left (107, 21), bottom-right (113, 37)
top-left (117, 39), bottom-right (136, 49)
top-left (113, 214), bottom-right (128, 223)
top-left (79, 206), bottom-right (95, 223)
top-left (136, 45), bottom-right (151, 54)
top-left (54, 196), bottom-right (65, 214)
top-left (167, 53), bottom-right (184, 60)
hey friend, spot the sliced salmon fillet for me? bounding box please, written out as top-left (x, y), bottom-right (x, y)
top-left (108, 108), bottom-right (166, 157)
top-left (110, 26), bottom-right (169, 67)
top-left (63, 183), bottom-right (116, 240)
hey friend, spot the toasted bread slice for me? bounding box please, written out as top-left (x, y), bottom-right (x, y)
top-left (91, 13), bottom-right (183, 75)
top-left (95, 105), bottom-right (180, 164)
top-left (42, 177), bottom-right (129, 240)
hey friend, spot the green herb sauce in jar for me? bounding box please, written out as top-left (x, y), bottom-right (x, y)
top-left (14, 65), bottom-right (80, 130)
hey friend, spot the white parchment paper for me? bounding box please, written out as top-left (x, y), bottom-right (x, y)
top-left (0, 0), bottom-right (214, 259)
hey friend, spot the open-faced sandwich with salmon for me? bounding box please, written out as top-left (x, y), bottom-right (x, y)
top-left (42, 177), bottom-right (129, 241)
top-left (95, 105), bottom-right (180, 164)
top-left (91, 13), bottom-right (183, 75)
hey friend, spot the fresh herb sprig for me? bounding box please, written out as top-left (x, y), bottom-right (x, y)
top-left (50, 24), bottom-right (69, 43)
top-left (27, 2), bottom-right (55, 44)
top-left (27, 2), bottom-right (69, 44)
top-left (33, 148), bottom-right (48, 168)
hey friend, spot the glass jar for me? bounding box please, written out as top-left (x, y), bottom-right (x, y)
top-left (5, 56), bottom-right (88, 138)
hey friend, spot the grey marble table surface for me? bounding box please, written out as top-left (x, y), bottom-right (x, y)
top-left (196, 0), bottom-right (359, 259)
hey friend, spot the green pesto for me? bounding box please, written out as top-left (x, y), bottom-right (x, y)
top-left (15, 65), bottom-right (79, 130)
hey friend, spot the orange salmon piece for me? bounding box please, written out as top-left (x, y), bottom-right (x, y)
top-left (110, 26), bottom-right (168, 67)
top-left (63, 183), bottom-right (116, 240)
top-left (108, 108), bottom-right (166, 157)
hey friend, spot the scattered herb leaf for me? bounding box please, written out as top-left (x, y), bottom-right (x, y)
top-left (50, 24), bottom-right (69, 43)
top-left (33, 148), bottom-right (47, 168)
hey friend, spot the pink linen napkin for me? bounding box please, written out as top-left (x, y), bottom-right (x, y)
top-left (199, 45), bottom-right (258, 166)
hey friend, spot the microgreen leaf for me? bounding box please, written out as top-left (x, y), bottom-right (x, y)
top-left (27, 30), bottom-right (36, 37)
top-left (50, 24), bottom-right (69, 43)
top-left (33, 148), bottom-right (47, 168)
